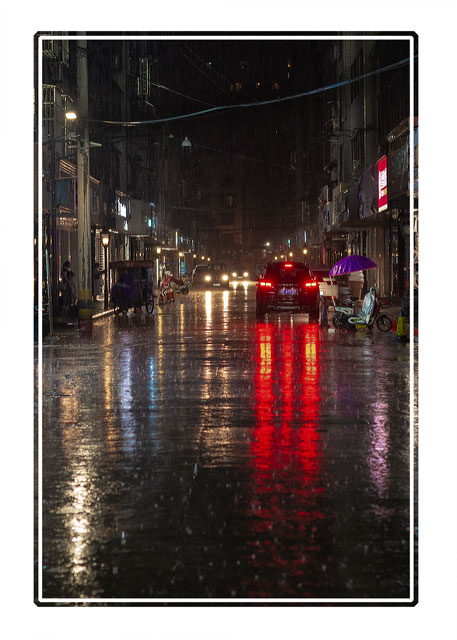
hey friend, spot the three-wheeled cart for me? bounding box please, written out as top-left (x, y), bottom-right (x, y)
top-left (109, 260), bottom-right (155, 315)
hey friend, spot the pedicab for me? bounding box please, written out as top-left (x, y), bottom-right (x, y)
top-left (110, 261), bottom-right (155, 316)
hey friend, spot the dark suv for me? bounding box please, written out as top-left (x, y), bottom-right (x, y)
top-left (256, 261), bottom-right (320, 321)
top-left (192, 263), bottom-right (230, 289)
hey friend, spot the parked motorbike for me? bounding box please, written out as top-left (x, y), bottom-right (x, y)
top-left (345, 287), bottom-right (392, 332)
top-left (329, 255), bottom-right (391, 332)
top-left (332, 294), bottom-right (357, 329)
top-left (158, 275), bottom-right (188, 304)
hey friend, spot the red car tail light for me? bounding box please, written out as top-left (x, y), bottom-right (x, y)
top-left (259, 281), bottom-right (273, 287)
top-left (304, 282), bottom-right (317, 288)
top-left (284, 263), bottom-right (293, 268)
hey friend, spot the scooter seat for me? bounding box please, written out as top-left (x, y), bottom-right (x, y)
top-left (348, 292), bottom-right (375, 326)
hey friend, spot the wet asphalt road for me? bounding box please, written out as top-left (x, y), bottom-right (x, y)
top-left (37, 286), bottom-right (413, 600)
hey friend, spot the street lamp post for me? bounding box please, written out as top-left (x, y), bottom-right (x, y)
top-left (101, 228), bottom-right (110, 309)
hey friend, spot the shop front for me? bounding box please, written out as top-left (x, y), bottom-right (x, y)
top-left (386, 117), bottom-right (417, 298)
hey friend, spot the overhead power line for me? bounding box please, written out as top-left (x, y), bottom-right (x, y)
top-left (87, 57), bottom-right (411, 127)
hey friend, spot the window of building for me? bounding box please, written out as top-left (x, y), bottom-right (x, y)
top-left (351, 50), bottom-right (364, 102)
top-left (351, 129), bottom-right (365, 170)
top-left (42, 85), bottom-right (55, 121)
top-left (137, 58), bottom-right (150, 96)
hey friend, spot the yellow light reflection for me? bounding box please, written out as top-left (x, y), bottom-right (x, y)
top-left (205, 291), bottom-right (212, 324)
top-left (119, 344), bottom-right (137, 452)
top-left (69, 470), bottom-right (89, 575)
top-left (368, 401), bottom-right (390, 501)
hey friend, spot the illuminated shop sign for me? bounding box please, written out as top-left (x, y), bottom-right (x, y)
top-left (378, 155), bottom-right (388, 212)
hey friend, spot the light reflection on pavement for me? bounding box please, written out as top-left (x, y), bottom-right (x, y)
top-left (38, 288), bottom-right (412, 600)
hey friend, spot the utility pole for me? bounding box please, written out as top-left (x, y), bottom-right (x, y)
top-left (77, 38), bottom-right (92, 321)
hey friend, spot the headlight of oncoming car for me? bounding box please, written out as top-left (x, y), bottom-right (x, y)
top-left (243, 271), bottom-right (249, 278)
top-left (232, 272), bottom-right (237, 278)
top-left (205, 275), bottom-right (212, 281)
top-left (222, 274), bottom-right (229, 281)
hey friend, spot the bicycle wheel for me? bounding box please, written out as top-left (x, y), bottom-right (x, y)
top-left (376, 314), bottom-right (392, 332)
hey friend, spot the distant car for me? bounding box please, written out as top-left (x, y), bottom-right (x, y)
top-left (310, 266), bottom-right (338, 302)
top-left (256, 261), bottom-right (320, 322)
top-left (192, 263), bottom-right (230, 289)
top-left (230, 268), bottom-right (251, 283)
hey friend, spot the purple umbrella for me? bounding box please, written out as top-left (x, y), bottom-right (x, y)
top-left (329, 255), bottom-right (377, 277)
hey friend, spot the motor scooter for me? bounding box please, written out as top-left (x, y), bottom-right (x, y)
top-left (329, 255), bottom-right (392, 332)
top-left (345, 287), bottom-right (392, 332)
top-left (332, 293), bottom-right (357, 329)
top-left (158, 275), bottom-right (188, 304)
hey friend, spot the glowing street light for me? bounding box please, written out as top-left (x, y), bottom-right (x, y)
top-left (100, 228), bottom-right (110, 309)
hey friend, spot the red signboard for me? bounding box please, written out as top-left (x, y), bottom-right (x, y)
top-left (378, 155), bottom-right (388, 212)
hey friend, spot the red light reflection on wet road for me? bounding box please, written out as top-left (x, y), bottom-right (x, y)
top-left (253, 323), bottom-right (321, 479)
top-left (250, 323), bottom-right (324, 593)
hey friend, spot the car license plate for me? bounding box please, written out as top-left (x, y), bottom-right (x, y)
top-left (213, 283), bottom-right (221, 287)
top-left (280, 287), bottom-right (297, 295)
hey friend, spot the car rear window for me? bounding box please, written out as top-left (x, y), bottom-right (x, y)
top-left (311, 270), bottom-right (330, 282)
top-left (266, 264), bottom-right (312, 283)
